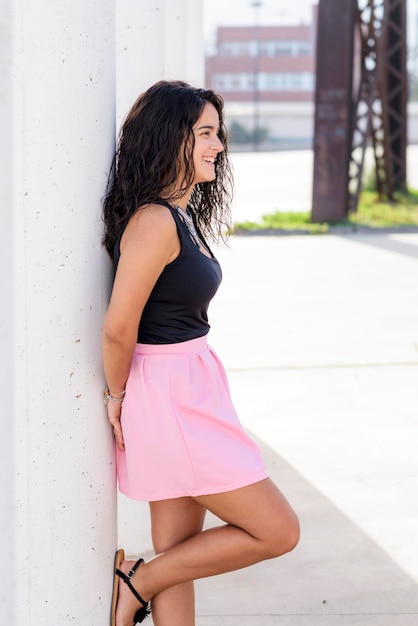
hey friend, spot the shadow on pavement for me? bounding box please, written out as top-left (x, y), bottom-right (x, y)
top-left (340, 233), bottom-right (418, 260)
top-left (195, 434), bottom-right (418, 625)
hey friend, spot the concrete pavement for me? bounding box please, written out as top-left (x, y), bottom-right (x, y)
top-left (196, 231), bottom-right (418, 624)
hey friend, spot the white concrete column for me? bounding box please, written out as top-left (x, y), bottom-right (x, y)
top-left (0, 1), bottom-right (16, 623)
top-left (163, 0), bottom-right (204, 84)
top-left (117, 0), bottom-right (204, 122)
top-left (115, 0), bottom-right (204, 555)
top-left (8, 1), bottom-right (116, 624)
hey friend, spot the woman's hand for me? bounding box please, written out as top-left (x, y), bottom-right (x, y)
top-left (107, 401), bottom-right (125, 451)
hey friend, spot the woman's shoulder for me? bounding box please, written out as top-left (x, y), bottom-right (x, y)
top-left (126, 203), bottom-right (176, 235)
top-left (120, 203), bottom-right (178, 254)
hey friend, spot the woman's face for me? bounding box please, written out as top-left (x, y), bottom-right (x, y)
top-left (191, 102), bottom-right (224, 186)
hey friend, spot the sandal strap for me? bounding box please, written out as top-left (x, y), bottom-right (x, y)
top-left (116, 558), bottom-right (148, 608)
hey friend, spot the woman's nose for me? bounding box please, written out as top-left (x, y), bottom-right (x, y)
top-left (213, 135), bottom-right (224, 152)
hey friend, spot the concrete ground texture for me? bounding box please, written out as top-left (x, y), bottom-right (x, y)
top-left (147, 148), bottom-right (418, 624)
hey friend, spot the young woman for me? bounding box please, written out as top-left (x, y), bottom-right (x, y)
top-left (102, 81), bottom-right (299, 626)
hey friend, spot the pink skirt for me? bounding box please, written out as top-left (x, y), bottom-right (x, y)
top-left (117, 336), bottom-right (268, 501)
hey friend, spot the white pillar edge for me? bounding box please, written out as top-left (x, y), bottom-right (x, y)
top-left (0, 0), bottom-right (16, 622)
top-left (116, 0), bottom-right (204, 125)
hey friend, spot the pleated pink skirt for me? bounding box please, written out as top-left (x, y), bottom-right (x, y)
top-left (116, 336), bottom-right (268, 501)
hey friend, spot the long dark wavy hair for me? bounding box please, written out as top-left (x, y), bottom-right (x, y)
top-left (102, 80), bottom-right (233, 256)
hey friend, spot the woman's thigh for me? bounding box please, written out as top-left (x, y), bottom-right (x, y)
top-left (194, 478), bottom-right (300, 555)
top-left (149, 496), bottom-right (207, 553)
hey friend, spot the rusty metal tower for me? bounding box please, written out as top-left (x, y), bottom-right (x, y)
top-left (311, 0), bottom-right (408, 222)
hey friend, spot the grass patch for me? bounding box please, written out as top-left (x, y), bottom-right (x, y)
top-left (232, 211), bottom-right (329, 234)
top-left (231, 189), bottom-right (418, 234)
top-left (349, 189), bottom-right (418, 227)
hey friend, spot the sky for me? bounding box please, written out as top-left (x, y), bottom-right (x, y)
top-left (203, 0), bottom-right (418, 55)
top-left (203, 0), bottom-right (316, 52)
top-left (203, 0), bottom-right (315, 34)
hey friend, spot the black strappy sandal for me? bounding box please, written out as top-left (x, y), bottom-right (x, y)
top-left (111, 549), bottom-right (151, 625)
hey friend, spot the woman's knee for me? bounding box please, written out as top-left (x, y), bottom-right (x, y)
top-left (264, 510), bottom-right (300, 559)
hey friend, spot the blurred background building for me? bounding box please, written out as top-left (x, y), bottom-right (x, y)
top-left (205, 19), bottom-right (316, 103)
top-left (204, 0), bottom-right (418, 151)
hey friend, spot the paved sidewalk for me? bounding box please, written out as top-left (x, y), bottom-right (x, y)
top-left (196, 231), bottom-right (418, 625)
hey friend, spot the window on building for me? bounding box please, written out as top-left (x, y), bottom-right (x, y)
top-left (259, 72), bottom-right (315, 91)
top-left (296, 42), bottom-right (311, 55)
top-left (212, 72), bottom-right (315, 92)
top-left (260, 41), bottom-right (291, 56)
top-left (212, 73), bottom-right (255, 91)
top-left (219, 40), bottom-right (312, 58)
top-left (219, 41), bottom-right (253, 57)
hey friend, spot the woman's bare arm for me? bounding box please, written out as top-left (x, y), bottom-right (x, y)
top-left (102, 204), bottom-right (179, 449)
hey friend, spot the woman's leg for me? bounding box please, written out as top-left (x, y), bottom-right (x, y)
top-left (148, 497), bottom-right (206, 626)
top-left (116, 478), bottom-right (299, 625)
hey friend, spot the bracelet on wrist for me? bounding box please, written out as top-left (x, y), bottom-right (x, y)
top-left (103, 387), bottom-right (126, 406)
top-left (109, 388), bottom-right (126, 397)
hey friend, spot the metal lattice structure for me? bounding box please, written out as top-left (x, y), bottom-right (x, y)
top-left (312, 0), bottom-right (407, 222)
top-left (349, 0), bottom-right (407, 212)
top-left (382, 0), bottom-right (408, 192)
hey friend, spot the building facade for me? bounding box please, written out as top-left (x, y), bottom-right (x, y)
top-left (205, 8), bottom-right (318, 148)
top-left (206, 22), bottom-right (316, 103)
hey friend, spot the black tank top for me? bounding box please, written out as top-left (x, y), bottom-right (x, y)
top-left (113, 202), bottom-right (222, 344)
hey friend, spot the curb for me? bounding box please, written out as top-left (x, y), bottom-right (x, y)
top-left (232, 225), bottom-right (418, 237)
